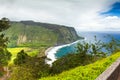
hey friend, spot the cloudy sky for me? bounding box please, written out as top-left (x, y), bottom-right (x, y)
top-left (0, 0), bottom-right (120, 31)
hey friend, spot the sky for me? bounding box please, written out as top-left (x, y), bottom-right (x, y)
top-left (0, 0), bottom-right (120, 31)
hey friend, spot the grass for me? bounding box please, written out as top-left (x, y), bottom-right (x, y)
top-left (8, 47), bottom-right (46, 65)
top-left (40, 52), bottom-right (120, 80)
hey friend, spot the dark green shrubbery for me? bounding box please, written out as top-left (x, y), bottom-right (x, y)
top-left (10, 50), bottom-right (50, 80)
top-left (14, 50), bottom-right (29, 65)
top-left (0, 18), bottom-right (11, 78)
top-left (0, 71), bottom-right (3, 77)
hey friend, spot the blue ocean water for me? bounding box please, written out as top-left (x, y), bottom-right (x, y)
top-left (55, 31), bottom-right (120, 58)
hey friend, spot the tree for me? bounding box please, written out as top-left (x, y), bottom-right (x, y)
top-left (50, 42), bottom-right (91, 74)
top-left (103, 36), bottom-right (120, 53)
top-left (90, 36), bottom-right (106, 60)
top-left (0, 49), bottom-right (11, 66)
top-left (0, 18), bottom-right (10, 32)
top-left (0, 18), bottom-right (11, 67)
top-left (76, 42), bottom-right (91, 64)
top-left (13, 50), bottom-right (50, 79)
top-left (0, 17), bottom-right (11, 77)
top-left (14, 50), bottom-right (28, 65)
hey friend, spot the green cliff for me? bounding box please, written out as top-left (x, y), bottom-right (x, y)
top-left (2, 21), bottom-right (80, 47)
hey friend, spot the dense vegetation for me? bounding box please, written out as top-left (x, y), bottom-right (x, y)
top-left (9, 50), bottom-right (50, 80)
top-left (8, 47), bottom-right (46, 65)
top-left (0, 18), bottom-right (11, 77)
top-left (40, 52), bottom-right (120, 80)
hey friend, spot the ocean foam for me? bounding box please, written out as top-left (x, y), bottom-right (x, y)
top-left (46, 40), bottom-right (80, 65)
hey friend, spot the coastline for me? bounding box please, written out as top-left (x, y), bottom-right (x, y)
top-left (45, 40), bottom-right (80, 65)
top-left (45, 47), bottom-right (54, 55)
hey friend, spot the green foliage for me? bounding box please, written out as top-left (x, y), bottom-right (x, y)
top-left (0, 34), bottom-right (9, 49)
top-left (0, 17), bottom-right (10, 32)
top-left (14, 50), bottom-right (29, 65)
top-left (40, 52), bottom-right (120, 80)
top-left (0, 17), bottom-right (11, 78)
top-left (9, 66), bottom-right (35, 80)
top-left (11, 50), bottom-right (50, 80)
top-left (26, 57), bottom-right (50, 78)
top-left (0, 34), bottom-right (11, 66)
top-left (91, 37), bottom-right (103, 55)
top-left (51, 53), bottom-right (92, 75)
top-left (90, 36), bottom-right (106, 60)
top-left (76, 42), bottom-right (90, 54)
top-left (0, 49), bottom-right (11, 66)
top-left (50, 38), bottom-right (106, 75)
top-left (76, 42), bottom-right (91, 64)
top-left (0, 71), bottom-right (3, 77)
top-left (8, 47), bottom-right (46, 65)
top-left (103, 36), bottom-right (120, 53)
top-left (0, 18), bottom-right (11, 67)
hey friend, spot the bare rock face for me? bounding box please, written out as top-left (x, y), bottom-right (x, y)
top-left (17, 35), bottom-right (27, 45)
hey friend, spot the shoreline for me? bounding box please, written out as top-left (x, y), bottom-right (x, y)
top-left (45, 40), bottom-right (80, 65)
top-left (45, 47), bottom-right (54, 55)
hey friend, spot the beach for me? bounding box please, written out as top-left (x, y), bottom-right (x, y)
top-left (45, 40), bottom-right (80, 65)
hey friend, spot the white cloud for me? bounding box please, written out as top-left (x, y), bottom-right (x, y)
top-left (0, 0), bottom-right (120, 31)
top-left (101, 16), bottom-right (120, 30)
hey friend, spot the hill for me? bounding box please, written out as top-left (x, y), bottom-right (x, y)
top-left (40, 52), bottom-right (120, 80)
top-left (2, 21), bottom-right (80, 47)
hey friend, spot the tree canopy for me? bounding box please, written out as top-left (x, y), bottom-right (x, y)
top-left (0, 17), bottom-right (11, 67)
top-left (0, 18), bottom-right (10, 32)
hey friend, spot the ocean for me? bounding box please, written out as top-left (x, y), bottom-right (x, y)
top-left (55, 31), bottom-right (120, 58)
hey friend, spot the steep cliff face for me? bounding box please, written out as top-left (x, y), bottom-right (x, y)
top-left (3, 21), bottom-right (80, 47)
